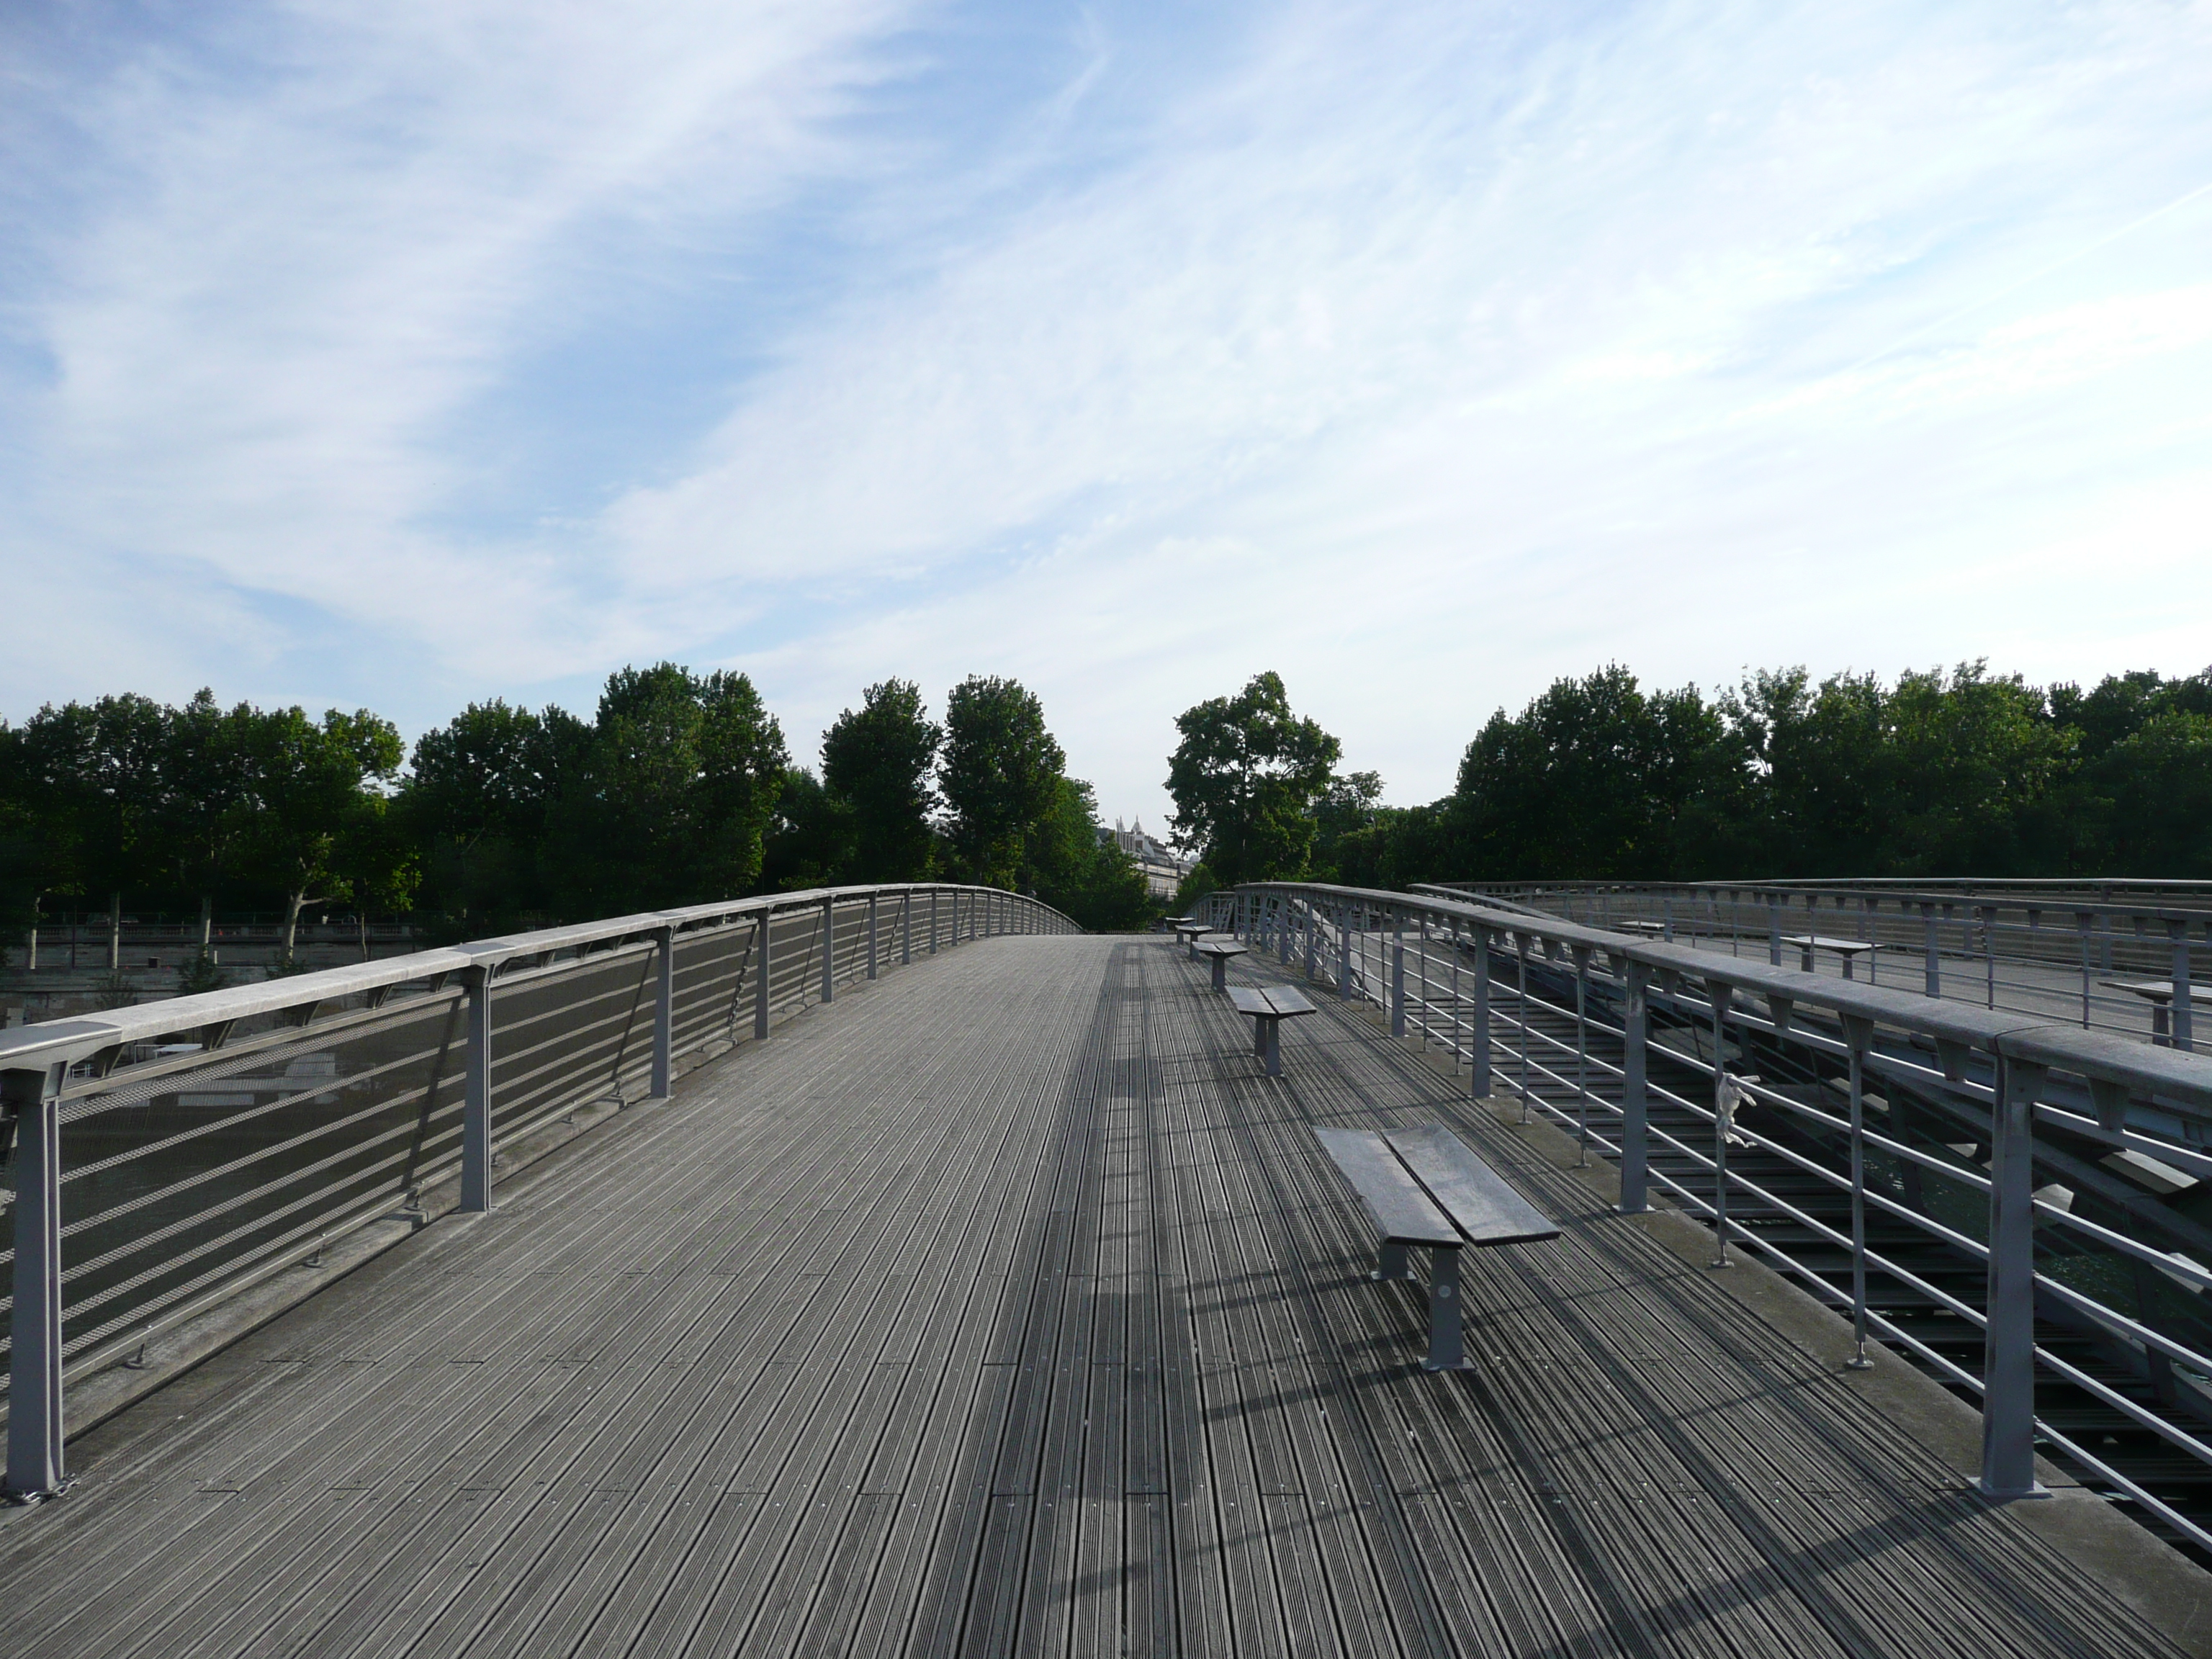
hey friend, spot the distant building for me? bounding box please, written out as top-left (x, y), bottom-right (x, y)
top-left (1100, 817), bottom-right (1196, 899)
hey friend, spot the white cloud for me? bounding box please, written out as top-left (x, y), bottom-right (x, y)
top-left (6, 0), bottom-right (2212, 822)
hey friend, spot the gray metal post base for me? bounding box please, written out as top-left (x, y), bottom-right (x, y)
top-left (1210, 954), bottom-right (1229, 992)
top-left (1423, 1247), bottom-right (1466, 1370)
top-left (1372, 1241), bottom-right (1416, 1282)
top-left (4, 1062), bottom-right (69, 1501)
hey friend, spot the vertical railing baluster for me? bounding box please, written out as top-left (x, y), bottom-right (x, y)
top-left (1571, 943), bottom-right (1591, 1168)
top-left (649, 925), bottom-right (675, 1102)
top-left (821, 898), bottom-right (836, 1004)
top-left (754, 910), bottom-right (773, 1039)
top-left (1981, 1050), bottom-right (2048, 1498)
top-left (1391, 916), bottom-right (1407, 1038)
top-left (1516, 932), bottom-right (1532, 1123)
top-left (1923, 902), bottom-right (1941, 998)
top-left (1843, 1013), bottom-right (1874, 1370)
top-left (1619, 963), bottom-right (1647, 1213)
top-left (461, 965), bottom-right (493, 1212)
top-left (2172, 920), bottom-right (2195, 1053)
top-left (2077, 912), bottom-right (2092, 1028)
top-left (1465, 925), bottom-right (1490, 1100)
top-left (1709, 979), bottom-right (1731, 1268)
top-left (1338, 904), bottom-right (1353, 1002)
top-left (3, 1059), bottom-right (68, 1501)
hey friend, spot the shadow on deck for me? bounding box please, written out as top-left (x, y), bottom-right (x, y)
top-left (2, 934), bottom-right (2206, 1657)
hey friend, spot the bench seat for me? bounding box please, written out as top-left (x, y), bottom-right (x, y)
top-left (1227, 985), bottom-right (1317, 1075)
top-left (1313, 1124), bottom-right (1557, 1369)
top-left (1192, 938), bottom-right (1249, 990)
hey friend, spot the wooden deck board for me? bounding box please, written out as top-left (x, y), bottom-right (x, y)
top-left (1, 932), bottom-right (2198, 1657)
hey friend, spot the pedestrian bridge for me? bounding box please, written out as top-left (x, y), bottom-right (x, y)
top-left (2, 887), bottom-right (2208, 1655)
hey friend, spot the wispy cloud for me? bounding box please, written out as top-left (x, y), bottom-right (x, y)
top-left (5, 1), bottom-right (2211, 815)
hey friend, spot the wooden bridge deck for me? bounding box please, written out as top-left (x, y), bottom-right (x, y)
top-left (1, 934), bottom-right (2201, 1657)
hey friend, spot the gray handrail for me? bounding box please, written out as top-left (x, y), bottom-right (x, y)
top-left (2, 882), bottom-right (1074, 1502)
top-left (1221, 878), bottom-right (2212, 1542)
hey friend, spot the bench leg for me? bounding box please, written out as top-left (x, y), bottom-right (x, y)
top-left (1263, 1018), bottom-right (1282, 1077)
top-left (1252, 1017), bottom-right (1267, 1058)
top-left (1211, 955), bottom-right (1227, 992)
top-left (1424, 1246), bottom-right (1465, 1370)
top-left (1373, 1241), bottom-right (1414, 1282)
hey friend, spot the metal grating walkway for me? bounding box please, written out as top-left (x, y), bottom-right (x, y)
top-left (0, 935), bottom-right (2199, 1656)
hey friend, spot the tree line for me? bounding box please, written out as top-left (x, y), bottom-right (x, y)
top-left (1164, 662), bottom-right (2212, 896)
top-left (0, 665), bottom-right (1155, 972)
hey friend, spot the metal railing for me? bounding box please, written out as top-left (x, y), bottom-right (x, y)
top-left (1212, 881), bottom-right (2212, 1555)
top-left (0, 884), bottom-right (1074, 1501)
top-left (1424, 879), bottom-right (2212, 1052)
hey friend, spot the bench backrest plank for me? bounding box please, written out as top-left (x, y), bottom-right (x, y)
top-left (1385, 1125), bottom-right (1559, 1245)
top-left (1313, 1128), bottom-right (1460, 1245)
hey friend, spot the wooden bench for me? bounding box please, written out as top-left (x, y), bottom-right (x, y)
top-left (2104, 979), bottom-right (2212, 1046)
top-left (1313, 1125), bottom-right (1559, 1370)
top-left (1227, 984), bottom-right (1316, 1076)
top-left (1781, 933), bottom-right (1878, 979)
top-left (1193, 937), bottom-right (1248, 991)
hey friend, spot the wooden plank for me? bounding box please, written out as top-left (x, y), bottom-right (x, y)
top-left (1312, 1126), bottom-right (1459, 1245)
top-left (1385, 1123), bottom-right (1560, 1245)
top-left (4, 932), bottom-right (2200, 1659)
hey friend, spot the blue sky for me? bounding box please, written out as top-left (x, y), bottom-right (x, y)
top-left (4, 1), bottom-right (2210, 826)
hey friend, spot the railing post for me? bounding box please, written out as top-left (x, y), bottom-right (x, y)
top-left (821, 898), bottom-right (836, 1004)
top-left (754, 911), bottom-right (773, 1040)
top-left (2172, 920), bottom-right (2194, 1053)
top-left (1304, 902), bottom-right (1318, 980)
top-left (4, 1060), bottom-right (68, 1501)
top-left (930, 890), bottom-right (940, 954)
top-left (1767, 894), bottom-right (1781, 967)
top-left (649, 925), bottom-right (675, 1102)
top-left (460, 966), bottom-right (493, 1213)
top-left (1470, 926), bottom-right (1493, 1100)
top-left (1843, 1013), bottom-right (1874, 1369)
top-left (1981, 1052), bottom-right (2049, 1499)
top-left (1619, 963), bottom-right (1647, 1213)
top-left (1338, 905), bottom-right (1353, 1002)
top-left (1709, 979), bottom-right (1731, 1267)
top-left (867, 894), bottom-right (879, 981)
top-left (1390, 917), bottom-right (1407, 1037)
top-left (1923, 902), bottom-right (1941, 998)
top-left (1571, 943), bottom-right (1591, 1168)
top-left (902, 892), bottom-right (912, 965)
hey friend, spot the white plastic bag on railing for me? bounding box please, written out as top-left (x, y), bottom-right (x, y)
top-left (1716, 1072), bottom-right (1761, 1148)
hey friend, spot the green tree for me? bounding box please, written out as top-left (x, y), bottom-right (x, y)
top-left (1020, 776), bottom-right (1153, 930)
top-left (403, 699), bottom-right (557, 925)
top-left (1164, 673), bottom-right (1341, 886)
top-left (758, 767), bottom-right (853, 891)
top-left (158, 689), bottom-right (256, 942)
top-left (547, 663), bottom-right (788, 914)
top-left (236, 706), bottom-right (408, 963)
top-left (1452, 666), bottom-right (1738, 881)
top-left (821, 679), bottom-right (940, 881)
top-left (9, 695), bottom-right (171, 963)
top-left (2096, 712), bottom-right (2212, 877)
top-left (940, 675), bottom-right (1066, 885)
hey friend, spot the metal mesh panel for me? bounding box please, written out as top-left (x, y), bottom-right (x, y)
top-left (1, 886), bottom-right (1074, 1413)
top-left (26, 994), bottom-right (467, 1371)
